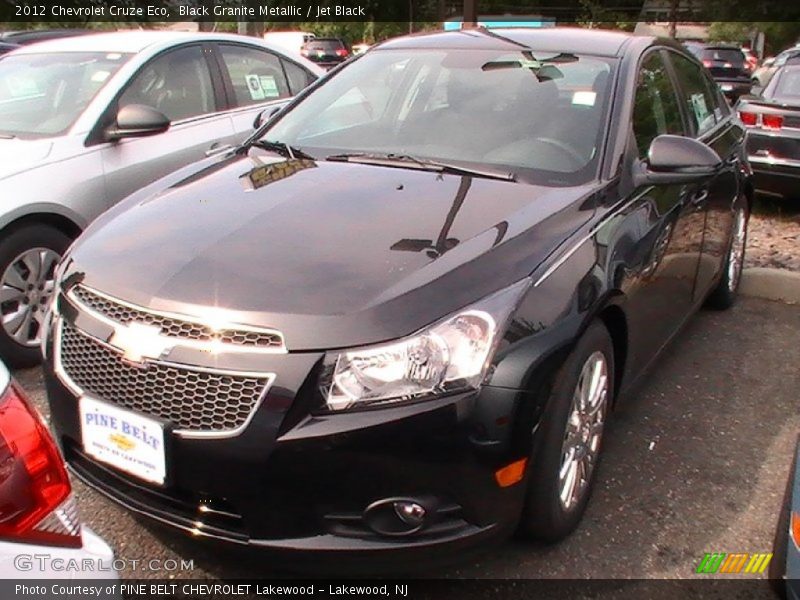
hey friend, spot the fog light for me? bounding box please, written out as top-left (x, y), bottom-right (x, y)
top-left (393, 501), bottom-right (426, 527)
top-left (364, 497), bottom-right (434, 537)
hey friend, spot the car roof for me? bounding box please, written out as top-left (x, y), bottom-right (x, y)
top-left (376, 27), bottom-right (635, 57)
top-left (9, 30), bottom-right (275, 55)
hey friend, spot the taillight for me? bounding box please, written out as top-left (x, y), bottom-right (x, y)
top-left (739, 111), bottom-right (758, 126)
top-left (0, 381), bottom-right (80, 548)
top-left (702, 59), bottom-right (713, 67)
top-left (791, 512), bottom-right (800, 550)
top-left (762, 114), bottom-right (784, 130)
top-left (336, 48), bottom-right (349, 58)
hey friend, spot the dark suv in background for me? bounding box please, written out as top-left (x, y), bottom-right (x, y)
top-left (689, 44), bottom-right (752, 100)
top-left (301, 37), bottom-right (350, 69)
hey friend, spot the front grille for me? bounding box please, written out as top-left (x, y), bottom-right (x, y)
top-left (70, 285), bottom-right (284, 350)
top-left (58, 321), bottom-right (271, 433)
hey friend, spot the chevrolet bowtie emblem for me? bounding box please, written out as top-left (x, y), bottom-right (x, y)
top-left (108, 322), bottom-right (173, 363)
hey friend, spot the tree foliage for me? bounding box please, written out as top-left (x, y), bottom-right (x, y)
top-left (708, 22), bottom-right (800, 56)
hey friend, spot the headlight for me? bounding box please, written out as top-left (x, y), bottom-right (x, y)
top-left (323, 279), bottom-right (530, 411)
top-left (41, 255), bottom-right (70, 359)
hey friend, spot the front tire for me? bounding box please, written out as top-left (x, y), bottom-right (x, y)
top-left (705, 201), bottom-right (749, 310)
top-left (519, 321), bottom-right (614, 542)
top-left (0, 224), bottom-right (71, 368)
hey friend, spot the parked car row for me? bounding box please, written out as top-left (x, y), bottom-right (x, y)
top-left (7, 26), bottom-right (750, 570)
top-left (685, 43), bottom-right (753, 101)
top-left (4, 25), bottom-right (795, 576)
top-left (736, 63), bottom-right (800, 200)
top-left (752, 46), bottom-right (800, 89)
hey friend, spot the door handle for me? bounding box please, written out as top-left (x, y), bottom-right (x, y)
top-left (205, 143), bottom-right (235, 157)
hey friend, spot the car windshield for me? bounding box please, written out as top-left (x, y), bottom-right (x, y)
top-left (0, 51), bottom-right (131, 138)
top-left (261, 48), bottom-right (615, 185)
top-left (773, 68), bottom-right (800, 98)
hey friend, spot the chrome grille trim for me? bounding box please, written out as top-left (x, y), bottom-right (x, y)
top-left (54, 319), bottom-right (275, 439)
top-left (68, 285), bottom-right (286, 353)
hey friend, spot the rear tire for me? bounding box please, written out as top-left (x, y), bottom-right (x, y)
top-left (0, 224), bottom-right (71, 368)
top-left (705, 200), bottom-right (749, 310)
top-left (518, 321), bottom-right (614, 542)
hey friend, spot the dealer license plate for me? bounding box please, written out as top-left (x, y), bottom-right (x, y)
top-left (79, 396), bottom-right (166, 486)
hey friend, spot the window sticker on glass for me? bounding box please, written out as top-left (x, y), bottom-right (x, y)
top-left (690, 92), bottom-right (709, 123)
top-left (91, 70), bottom-right (111, 83)
top-left (246, 74), bottom-right (266, 100)
top-left (259, 75), bottom-right (280, 98)
top-left (572, 91), bottom-right (597, 106)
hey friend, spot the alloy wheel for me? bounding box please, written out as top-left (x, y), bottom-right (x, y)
top-left (0, 248), bottom-right (60, 347)
top-left (558, 350), bottom-right (609, 511)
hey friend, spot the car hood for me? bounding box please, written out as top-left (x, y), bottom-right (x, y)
top-left (0, 138), bottom-right (54, 180)
top-left (66, 152), bottom-right (597, 350)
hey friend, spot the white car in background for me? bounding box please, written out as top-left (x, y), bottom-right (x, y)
top-left (0, 360), bottom-right (117, 579)
top-left (0, 31), bottom-right (322, 367)
top-left (262, 30), bottom-right (316, 54)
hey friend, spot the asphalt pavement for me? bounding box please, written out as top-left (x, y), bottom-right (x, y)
top-left (13, 296), bottom-right (800, 582)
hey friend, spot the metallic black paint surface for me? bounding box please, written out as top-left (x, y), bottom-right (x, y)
top-left (43, 29), bottom-right (752, 561)
top-left (63, 154), bottom-right (597, 351)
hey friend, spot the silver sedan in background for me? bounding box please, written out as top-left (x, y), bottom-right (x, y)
top-left (0, 31), bottom-right (322, 366)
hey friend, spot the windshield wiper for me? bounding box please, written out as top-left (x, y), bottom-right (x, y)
top-left (247, 139), bottom-right (315, 160)
top-left (325, 153), bottom-right (516, 182)
top-left (0, 133), bottom-right (16, 139)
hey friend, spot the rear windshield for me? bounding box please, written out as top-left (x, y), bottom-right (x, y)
top-left (774, 68), bottom-right (800, 98)
top-left (700, 48), bottom-right (745, 64)
top-left (306, 39), bottom-right (346, 52)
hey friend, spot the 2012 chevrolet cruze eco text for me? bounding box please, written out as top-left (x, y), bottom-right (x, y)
top-left (43, 28), bottom-right (752, 568)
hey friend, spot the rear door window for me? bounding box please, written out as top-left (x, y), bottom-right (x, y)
top-left (218, 44), bottom-right (292, 107)
top-left (669, 53), bottom-right (720, 137)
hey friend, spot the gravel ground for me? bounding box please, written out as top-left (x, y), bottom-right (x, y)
top-left (746, 200), bottom-right (800, 272)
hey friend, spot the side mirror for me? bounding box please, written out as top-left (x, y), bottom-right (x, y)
top-left (633, 134), bottom-right (722, 187)
top-left (105, 104), bottom-right (170, 142)
top-left (253, 104), bottom-right (284, 129)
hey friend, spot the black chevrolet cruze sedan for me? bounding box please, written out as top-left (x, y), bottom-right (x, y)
top-left (42, 27), bottom-right (752, 567)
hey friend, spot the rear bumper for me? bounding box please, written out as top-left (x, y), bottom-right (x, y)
top-left (0, 526), bottom-right (118, 580)
top-left (747, 156), bottom-right (800, 199)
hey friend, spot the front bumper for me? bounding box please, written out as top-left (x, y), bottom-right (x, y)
top-left (44, 356), bottom-right (533, 566)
